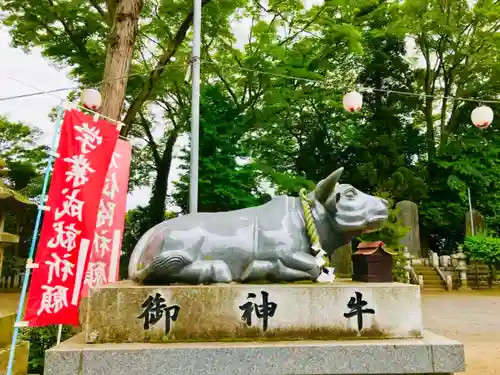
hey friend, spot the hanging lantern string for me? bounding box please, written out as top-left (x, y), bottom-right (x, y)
top-left (4, 77), bottom-right (130, 140)
top-left (201, 60), bottom-right (500, 105)
top-left (2, 60), bottom-right (500, 105)
top-left (3, 76), bottom-right (123, 129)
top-left (0, 62), bottom-right (189, 102)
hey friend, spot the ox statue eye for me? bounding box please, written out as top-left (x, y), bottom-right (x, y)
top-left (335, 192), bottom-right (341, 202)
top-left (344, 188), bottom-right (357, 199)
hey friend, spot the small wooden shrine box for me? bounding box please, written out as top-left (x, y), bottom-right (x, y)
top-left (352, 241), bottom-right (395, 282)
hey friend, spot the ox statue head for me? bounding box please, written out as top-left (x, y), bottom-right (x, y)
top-left (314, 167), bottom-right (389, 234)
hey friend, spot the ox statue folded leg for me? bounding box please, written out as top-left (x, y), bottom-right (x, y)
top-left (128, 167), bottom-right (389, 285)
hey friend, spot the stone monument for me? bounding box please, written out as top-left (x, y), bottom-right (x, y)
top-left (465, 209), bottom-right (485, 236)
top-left (44, 168), bottom-right (464, 375)
top-left (330, 243), bottom-right (354, 277)
top-left (396, 200), bottom-right (421, 258)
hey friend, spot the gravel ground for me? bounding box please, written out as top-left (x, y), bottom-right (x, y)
top-left (1, 291), bottom-right (499, 374)
top-left (422, 292), bottom-right (500, 374)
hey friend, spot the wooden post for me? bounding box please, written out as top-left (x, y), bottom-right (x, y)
top-left (99, 0), bottom-right (144, 122)
top-left (0, 213), bottom-right (4, 280)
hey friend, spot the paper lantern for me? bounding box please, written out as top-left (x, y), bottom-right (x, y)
top-left (81, 89), bottom-right (102, 110)
top-left (343, 91), bottom-right (363, 112)
top-left (471, 105), bottom-right (494, 129)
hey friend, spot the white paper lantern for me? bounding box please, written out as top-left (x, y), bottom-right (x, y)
top-left (343, 91), bottom-right (363, 112)
top-left (471, 105), bottom-right (494, 129)
top-left (81, 89), bottom-right (102, 110)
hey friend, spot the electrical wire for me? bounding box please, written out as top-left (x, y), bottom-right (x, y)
top-left (201, 60), bottom-right (500, 105)
top-left (0, 62), bottom-right (189, 102)
top-left (2, 59), bottom-right (500, 105)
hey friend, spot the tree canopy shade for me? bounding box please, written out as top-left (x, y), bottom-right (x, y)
top-left (4, 0), bottom-right (500, 253)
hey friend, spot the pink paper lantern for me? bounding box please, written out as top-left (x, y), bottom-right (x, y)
top-left (471, 105), bottom-right (494, 129)
top-left (81, 89), bottom-right (102, 110)
top-left (343, 91), bottom-right (363, 112)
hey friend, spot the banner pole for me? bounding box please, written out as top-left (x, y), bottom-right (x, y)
top-left (6, 104), bottom-right (65, 375)
top-left (56, 324), bottom-right (63, 345)
top-left (468, 187), bottom-right (475, 236)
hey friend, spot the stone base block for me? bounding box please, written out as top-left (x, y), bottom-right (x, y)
top-left (0, 341), bottom-right (29, 375)
top-left (0, 313), bottom-right (15, 346)
top-left (44, 330), bottom-right (464, 375)
top-left (85, 281), bottom-right (423, 343)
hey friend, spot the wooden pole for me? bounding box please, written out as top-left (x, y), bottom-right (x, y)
top-left (99, 0), bottom-right (144, 123)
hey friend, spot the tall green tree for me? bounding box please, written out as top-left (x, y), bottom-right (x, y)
top-left (173, 85), bottom-right (269, 212)
top-left (0, 117), bottom-right (47, 264)
top-left (2, 0), bottom-right (248, 229)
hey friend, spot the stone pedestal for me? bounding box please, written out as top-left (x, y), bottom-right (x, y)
top-left (44, 331), bottom-right (464, 375)
top-left (0, 313), bottom-right (29, 375)
top-left (84, 281), bottom-right (423, 343)
top-left (45, 281), bottom-right (465, 375)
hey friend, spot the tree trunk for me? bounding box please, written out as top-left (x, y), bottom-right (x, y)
top-left (99, 0), bottom-right (144, 122)
top-left (147, 132), bottom-right (178, 226)
top-left (121, 0), bottom-right (213, 135)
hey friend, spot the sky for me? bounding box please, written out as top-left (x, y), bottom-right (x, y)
top-left (0, 0), bottom-right (323, 211)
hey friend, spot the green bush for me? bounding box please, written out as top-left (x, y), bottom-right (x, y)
top-left (19, 325), bottom-right (74, 374)
top-left (392, 249), bottom-right (408, 283)
top-left (464, 235), bottom-right (500, 287)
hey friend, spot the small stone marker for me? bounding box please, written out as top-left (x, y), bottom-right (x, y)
top-left (396, 200), bottom-right (421, 258)
top-left (330, 243), bottom-right (353, 277)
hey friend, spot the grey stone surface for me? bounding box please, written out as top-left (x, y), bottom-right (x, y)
top-left (396, 201), bottom-right (421, 258)
top-left (84, 281), bottom-right (423, 343)
top-left (44, 330), bottom-right (464, 375)
top-left (129, 167), bottom-right (390, 285)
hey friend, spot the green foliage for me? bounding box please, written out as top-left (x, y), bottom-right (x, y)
top-left (0, 116), bottom-right (47, 275)
top-left (464, 235), bottom-right (500, 267)
top-left (392, 249), bottom-right (408, 283)
top-left (173, 85), bottom-right (270, 213)
top-left (359, 192), bottom-right (408, 249)
top-left (19, 325), bottom-right (74, 374)
top-left (5, 0), bottom-right (500, 255)
top-left (1, 255), bottom-right (26, 278)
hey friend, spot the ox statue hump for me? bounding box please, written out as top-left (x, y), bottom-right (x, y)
top-left (128, 167), bottom-right (389, 285)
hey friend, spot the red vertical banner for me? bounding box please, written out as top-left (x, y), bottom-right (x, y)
top-left (24, 109), bottom-right (119, 327)
top-left (81, 139), bottom-right (132, 297)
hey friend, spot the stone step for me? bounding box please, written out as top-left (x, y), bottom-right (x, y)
top-left (422, 286), bottom-right (446, 290)
top-left (422, 287), bottom-right (447, 292)
top-left (420, 275), bottom-right (444, 280)
top-left (415, 270), bottom-right (439, 275)
top-left (0, 341), bottom-right (29, 375)
top-left (420, 277), bottom-right (443, 282)
top-left (44, 331), bottom-right (465, 375)
top-left (422, 280), bottom-right (446, 286)
top-left (413, 270), bottom-right (438, 275)
top-left (412, 266), bottom-right (433, 270)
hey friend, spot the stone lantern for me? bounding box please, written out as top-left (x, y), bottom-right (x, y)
top-left (452, 245), bottom-right (469, 290)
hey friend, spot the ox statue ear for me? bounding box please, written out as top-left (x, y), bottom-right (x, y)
top-left (314, 167), bottom-right (344, 204)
